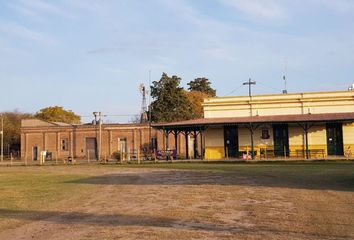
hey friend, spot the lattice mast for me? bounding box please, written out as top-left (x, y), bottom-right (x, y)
top-left (139, 84), bottom-right (148, 123)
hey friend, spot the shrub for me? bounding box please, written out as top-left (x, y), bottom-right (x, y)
top-left (112, 151), bottom-right (121, 161)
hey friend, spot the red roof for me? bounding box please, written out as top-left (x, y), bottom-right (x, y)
top-left (153, 112), bottom-right (354, 128)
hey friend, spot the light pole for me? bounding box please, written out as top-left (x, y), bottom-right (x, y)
top-left (93, 111), bottom-right (102, 161)
top-left (1, 114), bottom-right (3, 162)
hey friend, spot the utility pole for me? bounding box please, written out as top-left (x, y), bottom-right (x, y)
top-left (243, 78), bottom-right (256, 160)
top-left (243, 78), bottom-right (256, 98)
top-left (1, 114), bottom-right (3, 162)
top-left (148, 70), bottom-right (152, 153)
top-left (99, 112), bottom-right (102, 162)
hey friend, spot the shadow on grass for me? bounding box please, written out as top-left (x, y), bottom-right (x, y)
top-left (1, 208), bottom-right (353, 239)
top-left (0, 208), bottom-right (240, 233)
top-left (65, 165), bottom-right (354, 192)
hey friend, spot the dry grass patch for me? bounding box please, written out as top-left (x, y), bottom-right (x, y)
top-left (0, 162), bottom-right (353, 239)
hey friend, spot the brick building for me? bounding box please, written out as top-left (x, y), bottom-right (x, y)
top-left (20, 119), bottom-right (194, 161)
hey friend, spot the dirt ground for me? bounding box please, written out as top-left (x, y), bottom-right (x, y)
top-left (0, 165), bottom-right (353, 240)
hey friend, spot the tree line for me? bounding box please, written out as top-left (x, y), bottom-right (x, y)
top-left (1, 106), bottom-right (80, 156)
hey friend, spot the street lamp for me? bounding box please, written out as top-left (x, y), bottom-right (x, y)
top-left (93, 112), bottom-right (102, 161)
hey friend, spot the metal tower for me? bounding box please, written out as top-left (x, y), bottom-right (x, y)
top-left (139, 84), bottom-right (148, 123)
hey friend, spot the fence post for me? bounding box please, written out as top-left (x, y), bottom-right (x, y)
top-left (154, 149), bottom-right (157, 163)
top-left (138, 149), bottom-right (140, 164)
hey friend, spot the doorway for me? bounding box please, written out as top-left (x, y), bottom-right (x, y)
top-left (326, 123), bottom-right (343, 156)
top-left (119, 138), bottom-right (127, 159)
top-left (32, 146), bottom-right (38, 161)
top-left (224, 126), bottom-right (239, 158)
top-left (86, 138), bottom-right (97, 160)
top-left (273, 124), bottom-right (289, 157)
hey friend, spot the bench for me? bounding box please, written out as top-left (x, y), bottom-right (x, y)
top-left (295, 149), bottom-right (325, 159)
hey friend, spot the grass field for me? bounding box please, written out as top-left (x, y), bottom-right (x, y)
top-left (0, 162), bottom-right (353, 239)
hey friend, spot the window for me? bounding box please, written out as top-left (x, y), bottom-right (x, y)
top-left (61, 138), bottom-right (69, 151)
top-left (261, 129), bottom-right (270, 139)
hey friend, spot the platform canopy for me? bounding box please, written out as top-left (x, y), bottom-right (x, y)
top-left (153, 112), bottom-right (354, 130)
top-left (153, 112), bottom-right (354, 160)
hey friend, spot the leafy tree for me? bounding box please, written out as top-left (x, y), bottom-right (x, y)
top-left (184, 90), bottom-right (208, 119)
top-left (1, 111), bottom-right (33, 155)
top-left (35, 106), bottom-right (81, 124)
top-left (187, 77), bottom-right (216, 97)
top-left (150, 73), bottom-right (193, 122)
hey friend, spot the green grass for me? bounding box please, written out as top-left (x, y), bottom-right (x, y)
top-left (0, 161), bottom-right (353, 211)
top-left (0, 171), bottom-right (86, 210)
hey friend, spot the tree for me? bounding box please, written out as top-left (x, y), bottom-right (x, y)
top-left (35, 106), bottom-right (81, 124)
top-left (1, 111), bottom-right (33, 156)
top-left (150, 73), bottom-right (193, 122)
top-left (184, 90), bottom-right (208, 119)
top-left (187, 77), bottom-right (216, 97)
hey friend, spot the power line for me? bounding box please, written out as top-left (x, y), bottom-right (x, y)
top-left (225, 84), bottom-right (244, 96)
top-left (257, 81), bottom-right (282, 92)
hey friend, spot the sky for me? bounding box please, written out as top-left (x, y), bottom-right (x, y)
top-left (0, 0), bottom-right (354, 123)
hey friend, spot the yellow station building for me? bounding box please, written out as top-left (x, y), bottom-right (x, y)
top-left (154, 90), bottom-right (354, 160)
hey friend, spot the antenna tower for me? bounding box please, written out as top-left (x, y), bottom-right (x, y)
top-left (139, 83), bottom-right (148, 123)
top-left (282, 59), bottom-right (288, 94)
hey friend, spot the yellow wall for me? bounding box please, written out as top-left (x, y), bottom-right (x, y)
top-left (204, 124), bottom-right (344, 160)
top-left (343, 123), bottom-right (354, 150)
top-left (238, 125), bottom-right (274, 147)
top-left (203, 91), bottom-right (354, 119)
top-left (288, 124), bottom-right (327, 158)
top-left (205, 127), bottom-right (224, 147)
top-left (308, 125), bottom-right (327, 148)
top-left (205, 127), bottom-right (224, 159)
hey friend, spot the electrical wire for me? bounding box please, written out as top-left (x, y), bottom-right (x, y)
top-left (224, 84), bottom-right (244, 96)
top-left (257, 81), bottom-right (282, 93)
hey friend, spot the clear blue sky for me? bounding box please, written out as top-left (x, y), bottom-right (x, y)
top-left (1, 0), bottom-right (353, 122)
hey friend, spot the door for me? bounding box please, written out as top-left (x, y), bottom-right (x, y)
top-left (32, 146), bottom-right (38, 161)
top-left (119, 138), bottom-right (127, 159)
top-left (273, 124), bottom-right (289, 157)
top-left (326, 123), bottom-right (343, 156)
top-left (86, 138), bottom-right (97, 159)
top-left (224, 126), bottom-right (239, 158)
